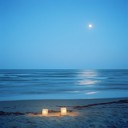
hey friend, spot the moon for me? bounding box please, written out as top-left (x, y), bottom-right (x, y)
top-left (88, 24), bottom-right (93, 28)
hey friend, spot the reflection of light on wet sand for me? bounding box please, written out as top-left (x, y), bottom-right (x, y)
top-left (28, 111), bottom-right (79, 117)
top-left (86, 91), bottom-right (98, 95)
top-left (78, 80), bottom-right (98, 85)
top-left (79, 70), bottom-right (98, 78)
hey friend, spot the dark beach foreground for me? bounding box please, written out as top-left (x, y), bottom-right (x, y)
top-left (0, 98), bottom-right (128, 128)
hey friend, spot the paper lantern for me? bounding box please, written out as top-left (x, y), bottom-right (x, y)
top-left (42, 109), bottom-right (48, 116)
top-left (61, 107), bottom-right (67, 116)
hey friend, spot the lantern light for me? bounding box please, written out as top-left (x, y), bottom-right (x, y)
top-left (61, 107), bottom-right (67, 116)
top-left (42, 109), bottom-right (48, 116)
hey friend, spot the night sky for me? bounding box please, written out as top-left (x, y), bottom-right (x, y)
top-left (0, 0), bottom-right (128, 69)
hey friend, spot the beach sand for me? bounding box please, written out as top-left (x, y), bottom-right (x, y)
top-left (0, 98), bottom-right (128, 128)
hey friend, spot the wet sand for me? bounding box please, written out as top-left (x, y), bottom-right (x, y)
top-left (0, 98), bottom-right (128, 128)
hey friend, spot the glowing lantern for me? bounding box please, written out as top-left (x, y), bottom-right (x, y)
top-left (61, 107), bottom-right (67, 116)
top-left (42, 109), bottom-right (48, 116)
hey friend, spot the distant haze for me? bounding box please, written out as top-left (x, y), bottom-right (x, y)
top-left (0, 0), bottom-right (128, 69)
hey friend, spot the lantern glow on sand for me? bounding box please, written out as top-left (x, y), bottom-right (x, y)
top-left (61, 107), bottom-right (67, 116)
top-left (42, 109), bottom-right (48, 116)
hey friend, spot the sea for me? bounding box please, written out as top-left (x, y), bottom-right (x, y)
top-left (0, 69), bottom-right (128, 101)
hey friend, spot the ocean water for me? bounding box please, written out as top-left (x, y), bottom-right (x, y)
top-left (0, 69), bottom-right (128, 101)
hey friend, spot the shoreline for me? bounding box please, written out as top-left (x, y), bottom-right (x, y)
top-left (0, 97), bottom-right (127, 102)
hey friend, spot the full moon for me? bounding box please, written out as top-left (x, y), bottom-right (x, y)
top-left (88, 24), bottom-right (93, 28)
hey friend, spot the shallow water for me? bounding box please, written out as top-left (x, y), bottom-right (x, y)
top-left (0, 69), bottom-right (128, 101)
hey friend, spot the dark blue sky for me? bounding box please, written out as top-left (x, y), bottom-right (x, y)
top-left (0, 0), bottom-right (128, 69)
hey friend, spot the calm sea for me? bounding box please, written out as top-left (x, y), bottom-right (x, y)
top-left (0, 69), bottom-right (128, 101)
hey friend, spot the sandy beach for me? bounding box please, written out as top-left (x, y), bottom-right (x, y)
top-left (0, 98), bottom-right (128, 128)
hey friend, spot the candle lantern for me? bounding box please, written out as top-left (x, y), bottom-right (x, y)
top-left (61, 107), bottom-right (67, 116)
top-left (42, 109), bottom-right (48, 116)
